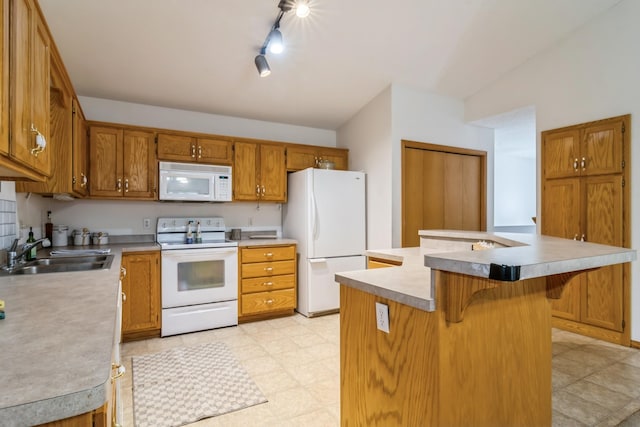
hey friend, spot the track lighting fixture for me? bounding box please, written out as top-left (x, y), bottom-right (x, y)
top-left (254, 0), bottom-right (310, 77)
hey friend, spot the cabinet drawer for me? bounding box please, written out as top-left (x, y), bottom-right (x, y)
top-left (241, 246), bottom-right (295, 263)
top-left (241, 260), bottom-right (295, 278)
top-left (242, 274), bottom-right (295, 294)
top-left (242, 289), bottom-right (296, 315)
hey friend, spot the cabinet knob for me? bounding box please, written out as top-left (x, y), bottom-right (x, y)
top-left (264, 252), bottom-right (273, 258)
top-left (191, 144), bottom-right (196, 158)
top-left (573, 234), bottom-right (578, 240)
top-left (573, 158), bottom-right (579, 171)
top-left (120, 266), bottom-right (127, 278)
top-left (265, 299), bottom-right (274, 305)
top-left (256, 184), bottom-right (261, 198)
top-left (121, 291), bottom-right (127, 302)
top-left (117, 178), bottom-right (122, 192)
top-left (198, 146), bottom-right (202, 159)
top-left (262, 281), bottom-right (274, 287)
top-left (580, 234), bottom-right (586, 242)
top-left (264, 267), bottom-right (273, 272)
top-left (29, 124), bottom-right (47, 157)
top-left (124, 179), bottom-right (129, 193)
top-left (81, 173), bottom-right (88, 187)
top-left (581, 157), bottom-right (586, 170)
top-left (261, 185), bottom-right (266, 196)
top-left (111, 364), bottom-right (126, 381)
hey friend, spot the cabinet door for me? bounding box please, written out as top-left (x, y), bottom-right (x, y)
top-left (542, 178), bottom-right (582, 321)
top-left (0, 0), bottom-right (8, 154)
top-left (123, 129), bottom-right (157, 199)
top-left (197, 137), bottom-right (233, 164)
top-left (581, 121), bottom-right (623, 177)
top-left (542, 129), bottom-right (580, 179)
top-left (89, 126), bottom-right (123, 197)
top-left (11, 0), bottom-right (51, 175)
top-left (72, 99), bottom-right (88, 196)
top-left (157, 133), bottom-right (196, 162)
top-left (122, 252), bottom-right (160, 335)
top-left (580, 175), bottom-right (624, 330)
top-left (259, 144), bottom-right (286, 202)
top-left (233, 141), bottom-right (258, 200)
top-left (286, 146), bottom-right (317, 171)
top-left (318, 147), bottom-right (348, 170)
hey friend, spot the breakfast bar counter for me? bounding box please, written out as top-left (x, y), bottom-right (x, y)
top-left (336, 231), bottom-right (636, 427)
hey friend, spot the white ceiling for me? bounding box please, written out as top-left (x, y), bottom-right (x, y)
top-left (38, 0), bottom-right (621, 130)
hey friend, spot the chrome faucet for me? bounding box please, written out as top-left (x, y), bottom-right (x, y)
top-left (7, 238), bottom-right (51, 268)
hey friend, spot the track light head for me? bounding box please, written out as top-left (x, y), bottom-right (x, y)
top-left (268, 29), bottom-right (284, 54)
top-left (295, 0), bottom-right (310, 18)
top-left (254, 53), bottom-right (271, 77)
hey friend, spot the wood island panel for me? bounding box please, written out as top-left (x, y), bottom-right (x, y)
top-left (340, 271), bottom-right (552, 427)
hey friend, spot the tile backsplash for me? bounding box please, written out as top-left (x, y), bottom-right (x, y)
top-left (0, 199), bottom-right (17, 249)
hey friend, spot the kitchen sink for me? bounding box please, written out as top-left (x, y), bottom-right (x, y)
top-left (1, 254), bottom-right (114, 275)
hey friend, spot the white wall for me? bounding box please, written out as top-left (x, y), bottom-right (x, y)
top-left (391, 85), bottom-right (495, 247)
top-left (464, 0), bottom-right (640, 341)
top-left (337, 85), bottom-right (494, 249)
top-left (79, 97), bottom-right (337, 147)
top-left (337, 87), bottom-right (393, 249)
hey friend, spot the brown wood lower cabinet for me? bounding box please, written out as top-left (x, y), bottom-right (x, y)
top-left (121, 251), bottom-right (161, 341)
top-left (239, 244), bottom-right (297, 322)
top-left (367, 257), bottom-right (402, 269)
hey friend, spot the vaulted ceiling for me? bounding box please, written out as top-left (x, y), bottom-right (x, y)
top-left (38, 0), bottom-right (622, 130)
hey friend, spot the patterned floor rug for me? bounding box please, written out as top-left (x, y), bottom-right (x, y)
top-left (132, 341), bottom-right (267, 427)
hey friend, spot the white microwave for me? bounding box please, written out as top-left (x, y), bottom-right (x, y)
top-left (159, 161), bottom-right (232, 202)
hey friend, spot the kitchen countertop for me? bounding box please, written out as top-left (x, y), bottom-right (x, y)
top-left (337, 231), bottom-right (636, 313)
top-left (0, 243), bottom-right (154, 426)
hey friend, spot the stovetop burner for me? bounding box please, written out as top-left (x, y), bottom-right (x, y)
top-left (156, 217), bottom-right (238, 249)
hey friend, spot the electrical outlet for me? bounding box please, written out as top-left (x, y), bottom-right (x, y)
top-left (375, 302), bottom-right (390, 333)
top-left (143, 218), bottom-right (151, 229)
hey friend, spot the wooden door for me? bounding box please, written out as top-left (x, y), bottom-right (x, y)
top-left (286, 146), bottom-right (317, 171)
top-left (197, 138), bottom-right (233, 164)
top-left (318, 147), bottom-right (348, 170)
top-left (402, 142), bottom-right (486, 247)
top-left (542, 178), bottom-right (582, 320)
top-left (233, 141), bottom-right (259, 200)
top-left (580, 175), bottom-right (624, 330)
top-left (30, 10), bottom-right (50, 175)
top-left (542, 129), bottom-right (580, 180)
top-left (122, 252), bottom-right (160, 336)
top-left (89, 126), bottom-right (123, 197)
top-left (157, 133), bottom-right (196, 162)
top-left (0, 0), bottom-right (8, 154)
top-left (581, 121), bottom-right (623, 177)
top-left (122, 129), bottom-right (156, 199)
top-left (259, 144), bottom-right (286, 202)
top-left (72, 99), bottom-right (88, 196)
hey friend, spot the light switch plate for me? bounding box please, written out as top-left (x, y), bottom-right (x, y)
top-left (375, 302), bottom-right (390, 333)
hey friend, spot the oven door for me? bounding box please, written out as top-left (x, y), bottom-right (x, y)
top-left (161, 247), bottom-right (238, 308)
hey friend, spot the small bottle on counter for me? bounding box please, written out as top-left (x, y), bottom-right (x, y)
top-left (45, 211), bottom-right (53, 242)
top-left (195, 221), bottom-right (202, 243)
top-left (186, 221), bottom-right (194, 244)
top-left (26, 227), bottom-right (36, 260)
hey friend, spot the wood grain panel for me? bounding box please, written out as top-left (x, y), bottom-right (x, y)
top-left (259, 144), bottom-right (286, 201)
top-left (542, 178), bottom-right (581, 239)
top-left (241, 288), bottom-right (295, 315)
top-left (286, 145), bottom-right (317, 170)
top-left (89, 126), bottom-right (122, 196)
top-left (241, 274), bottom-right (295, 294)
top-left (461, 154), bottom-right (482, 230)
top-left (0, 0), bottom-right (8, 154)
top-left (241, 260), bottom-right (295, 279)
top-left (157, 133), bottom-right (195, 162)
top-left (123, 129), bottom-right (155, 198)
top-left (340, 286), bottom-right (439, 426)
top-left (582, 122), bottom-right (623, 176)
top-left (122, 251), bottom-right (160, 337)
top-left (30, 12), bottom-right (51, 175)
top-left (197, 137), bottom-right (232, 164)
top-left (542, 129), bottom-right (580, 179)
top-left (241, 245), bottom-right (295, 263)
top-left (233, 141), bottom-right (258, 200)
top-left (402, 147), bottom-right (425, 247)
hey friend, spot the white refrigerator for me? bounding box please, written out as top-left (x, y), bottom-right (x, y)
top-left (283, 168), bottom-right (366, 317)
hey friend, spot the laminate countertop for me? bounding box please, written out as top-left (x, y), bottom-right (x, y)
top-left (0, 243), bottom-right (158, 426)
top-left (337, 231), bottom-right (636, 313)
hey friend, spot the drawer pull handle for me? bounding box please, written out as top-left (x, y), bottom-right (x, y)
top-left (573, 158), bottom-right (579, 171)
top-left (263, 282), bottom-right (274, 286)
top-left (264, 252), bottom-right (273, 258)
top-left (264, 267), bottom-right (273, 272)
top-left (265, 299), bottom-right (274, 305)
top-left (111, 364), bottom-right (126, 381)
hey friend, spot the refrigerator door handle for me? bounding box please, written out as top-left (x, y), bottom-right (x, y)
top-left (309, 258), bottom-right (327, 263)
top-left (311, 188), bottom-right (318, 240)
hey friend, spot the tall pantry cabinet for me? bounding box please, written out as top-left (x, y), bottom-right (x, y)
top-left (541, 114), bottom-right (630, 345)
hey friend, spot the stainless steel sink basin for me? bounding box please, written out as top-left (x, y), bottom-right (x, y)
top-left (2, 255), bottom-right (114, 275)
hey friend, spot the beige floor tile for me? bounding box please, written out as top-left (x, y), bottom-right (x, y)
top-left (290, 331), bottom-right (328, 348)
top-left (553, 390), bottom-right (610, 425)
top-left (253, 334), bottom-right (301, 354)
top-left (281, 408), bottom-right (340, 427)
top-left (560, 347), bottom-right (617, 369)
top-left (578, 342), bottom-right (638, 361)
top-left (304, 341), bottom-right (340, 360)
top-left (553, 354), bottom-right (602, 379)
top-left (307, 377), bottom-right (340, 406)
top-left (287, 360), bottom-right (336, 385)
top-left (552, 410), bottom-right (588, 427)
top-left (563, 379), bottom-right (634, 409)
top-left (552, 368), bottom-right (580, 391)
top-left (251, 367), bottom-right (300, 395)
top-left (553, 341), bottom-right (582, 356)
top-left (595, 400), bottom-right (640, 427)
top-left (621, 351), bottom-right (640, 368)
top-left (240, 354), bottom-right (282, 376)
top-left (265, 386), bottom-right (322, 419)
top-left (585, 363), bottom-right (640, 398)
top-left (277, 346), bottom-right (319, 367)
top-left (229, 341), bottom-right (269, 361)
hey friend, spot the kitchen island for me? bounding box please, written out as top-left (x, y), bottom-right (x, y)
top-left (336, 231), bottom-right (636, 427)
top-left (0, 243), bottom-right (157, 426)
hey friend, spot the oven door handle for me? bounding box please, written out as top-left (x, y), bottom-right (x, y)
top-left (162, 249), bottom-right (237, 260)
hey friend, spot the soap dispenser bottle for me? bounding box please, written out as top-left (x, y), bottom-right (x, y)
top-left (186, 221), bottom-right (194, 244)
top-left (195, 221), bottom-right (202, 243)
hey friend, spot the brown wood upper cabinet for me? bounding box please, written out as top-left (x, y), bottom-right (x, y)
top-left (157, 133), bottom-right (233, 165)
top-left (89, 125), bottom-right (157, 199)
top-left (16, 46), bottom-right (88, 197)
top-left (3, 0), bottom-right (51, 180)
top-left (233, 141), bottom-right (286, 202)
top-left (542, 119), bottom-right (624, 180)
top-left (0, 0), bottom-right (8, 156)
top-left (286, 145), bottom-right (348, 171)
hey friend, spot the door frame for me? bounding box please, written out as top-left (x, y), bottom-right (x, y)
top-left (401, 140), bottom-right (487, 247)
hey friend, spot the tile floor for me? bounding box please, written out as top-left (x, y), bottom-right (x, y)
top-left (120, 314), bottom-right (640, 426)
